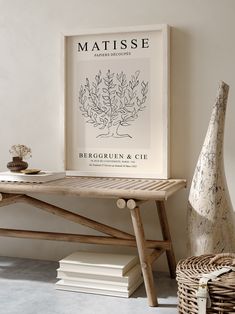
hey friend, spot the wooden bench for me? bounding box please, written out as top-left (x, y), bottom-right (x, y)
top-left (0, 176), bottom-right (186, 306)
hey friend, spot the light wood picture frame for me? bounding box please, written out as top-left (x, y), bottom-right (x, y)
top-left (62, 24), bottom-right (170, 179)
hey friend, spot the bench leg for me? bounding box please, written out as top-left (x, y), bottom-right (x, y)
top-left (156, 201), bottom-right (176, 278)
top-left (130, 206), bottom-right (157, 307)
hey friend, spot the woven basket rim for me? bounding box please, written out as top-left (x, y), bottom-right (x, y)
top-left (176, 253), bottom-right (235, 314)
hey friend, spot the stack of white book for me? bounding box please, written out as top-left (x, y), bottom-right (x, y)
top-left (56, 251), bottom-right (143, 298)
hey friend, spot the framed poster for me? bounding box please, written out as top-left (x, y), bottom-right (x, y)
top-left (63, 24), bottom-right (170, 179)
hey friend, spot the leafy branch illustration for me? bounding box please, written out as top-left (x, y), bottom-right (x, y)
top-left (79, 69), bottom-right (148, 138)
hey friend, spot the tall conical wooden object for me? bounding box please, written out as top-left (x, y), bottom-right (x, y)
top-left (188, 81), bottom-right (235, 256)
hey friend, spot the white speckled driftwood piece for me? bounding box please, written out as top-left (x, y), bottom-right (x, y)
top-left (188, 81), bottom-right (235, 256)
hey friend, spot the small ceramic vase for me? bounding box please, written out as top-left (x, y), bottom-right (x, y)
top-left (7, 156), bottom-right (28, 172)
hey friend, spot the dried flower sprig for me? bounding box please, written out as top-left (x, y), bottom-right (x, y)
top-left (9, 144), bottom-right (32, 160)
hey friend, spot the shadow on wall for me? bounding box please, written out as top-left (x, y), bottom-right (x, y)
top-left (170, 27), bottom-right (235, 259)
top-left (167, 27), bottom-right (194, 260)
top-left (170, 26), bottom-right (194, 179)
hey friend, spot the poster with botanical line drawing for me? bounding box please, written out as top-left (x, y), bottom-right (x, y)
top-left (79, 69), bottom-right (148, 139)
top-left (64, 25), bottom-right (170, 178)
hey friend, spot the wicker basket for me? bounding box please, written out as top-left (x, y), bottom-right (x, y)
top-left (176, 253), bottom-right (235, 313)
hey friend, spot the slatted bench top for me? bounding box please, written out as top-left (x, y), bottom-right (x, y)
top-left (0, 176), bottom-right (186, 200)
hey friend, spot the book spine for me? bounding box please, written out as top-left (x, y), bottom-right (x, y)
top-left (55, 282), bottom-right (129, 298)
top-left (58, 278), bottom-right (130, 291)
top-left (57, 271), bottom-right (129, 286)
top-left (59, 263), bottom-right (122, 276)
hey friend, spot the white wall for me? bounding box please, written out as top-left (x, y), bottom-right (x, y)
top-left (0, 0), bottom-right (235, 271)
